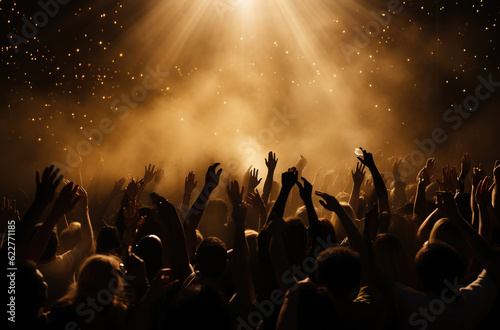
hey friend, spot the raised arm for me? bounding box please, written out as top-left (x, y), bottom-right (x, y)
top-left (262, 151), bottom-right (278, 206)
top-left (74, 187), bottom-right (94, 255)
top-left (21, 182), bottom-right (81, 263)
top-left (137, 163), bottom-right (157, 202)
top-left (0, 198), bottom-right (20, 249)
top-left (246, 168), bottom-right (262, 199)
top-left (17, 165), bottom-right (62, 257)
top-left (184, 163), bottom-right (222, 258)
top-left (439, 191), bottom-right (500, 285)
top-left (357, 148), bottom-right (390, 215)
top-left (349, 162), bottom-right (365, 216)
top-left (413, 163), bottom-right (432, 225)
top-left (315, 191), bottom-right (371, 285)
top-left (227, 180), bottom-right (256, 305)
top-left (392, 159), bottom-right (407, 208)
top-left (266, 168), bottom-right (298, 227)
top-left (296, 177), bottom-right (325, 254)
top-left (471, 165), bottom-right (486, 230)
top-left (179, 171), bottom-right (197, 222)
top-left (93, 177), bottom-right (126, 230)
top-left (475, 177), bottom-right (496, 243)
top-left (417, 207), bottom-right (444, 245)
top-left (87, 153), bottom-right (104, 213)
top-left (246, 190), bottom-right (267, 231)
top-left (493, 161), bottom-right (500, 218)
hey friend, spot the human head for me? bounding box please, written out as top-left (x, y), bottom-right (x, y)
top-left (373, 233), bottom-right (417, 287)
top-left (135, 235), bottom-right (163, 282)
top-left (75, 254), bottom-right (126, 302)
top-left (316, 246), bottom-right (361, 298)
top-left (284, 218), bottom-right (309, 266)
top-left (96, 226), bottom-right (121, 255)
top-left (196, 237), bottom-right (227, 279)
top-left (58, 222), bottom-right (81, 254)
top-left (414, 242), bottom-right (465, 295)
top-left (16, 261), bottom-right (48, 320)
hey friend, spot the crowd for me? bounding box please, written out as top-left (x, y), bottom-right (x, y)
top-left (1, 148), bottom-right (499, 329)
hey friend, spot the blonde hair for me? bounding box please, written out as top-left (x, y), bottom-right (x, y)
top-left (57, 254), bottom-right (128, 311)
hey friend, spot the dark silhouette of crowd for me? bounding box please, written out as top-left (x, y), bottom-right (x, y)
top-left (2, 148), bottom-right (499, 329)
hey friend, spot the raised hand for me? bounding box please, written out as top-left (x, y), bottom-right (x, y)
top-left (314, 191), bottom-right (342, 212)
top-left (436, 165), bottom-right (460, 192)
top-left (282, 167), bottom-right (298, 190)
top-left (493, 161), bottom-right (500, 179)
top-left (77, 185), bottom-right (89, 207)
top-left (123, 200), bottom-right (143, 229)
top-left (111, 177), bottom-right (126, 197)
top-left (124, 179), bottom-right (144, 201)
top-left (459, 152), bottom-right (471, 181)
top-left (0, 198), bottom-right (20, 223)
top-left (356, 147), bottom-right (376, 169)
top-left (227, 180), bottom-right (247, 225)
top-left (417, 166), bottom-right (431, 187)
top-left (185, 171), bottom-right (197, 195)
top-left (475, 177), bottom-right (493, 207)
top-left (392, 159), bottom-right (403, 183)
top-left (296, 177), bottom-right (313, 203)
top-left (143, 164), bottom-right (157, 184)
top-left (205, 163), bottom-right (222, 190)
top-left (321, 169), bottom-right (335, 189)
top-left (265, 151), bottom-right (278, 172)
top-left (35, 165), bottom-right (63, 205)
top-left (246, 189), bottom-right (266, 214)
top-left (424, 158), bottom-right (437, 180)
top-left (248, 168), bottom-right (262, 194)
top-left (296, 154), bottom-right (308, 173)
top-left (352, 162), bottom-right (366, 186)
top-left (435, 191), bottom-right (459, 219)
top-left (227, 179), bottom-right (244, 208)
top-left (472, 165), bottom-right (486, 187)
top-left (52, 182), bottom-right (81, 216)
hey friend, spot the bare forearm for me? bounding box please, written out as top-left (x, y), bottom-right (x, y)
top-left (262, 170), bottom-right (274, 205)
top-left (184, 185), bottom-right (212, 256)
top-left (57, 214), bottom-right (68, 235)
top-left (21, 211), bottom-right (61, 262)
top-left (77, 207), bottom-right (94, 253)
top-left (369, 165), bottom-right (390, 214)
top-left (349, 184), bottom-right (361, 216)
top-left (267, 187), bottom-right (292, 225)
top-left (417, 208), bottom-right (441, 244)
top-left (17, 201), bottom-right (48, 257)
top-left (413, 182), bottom-right (427, 225)
top-left (478, 204), bottom-right (492, 243)
top-left (233, 221), bottom-right (256, 304)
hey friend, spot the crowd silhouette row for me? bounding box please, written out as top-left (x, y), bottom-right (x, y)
top-left (2, 148), bottom-right (499, 329)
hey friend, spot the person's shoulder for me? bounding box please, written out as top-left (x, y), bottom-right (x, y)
top-left (60, 246), bottom-right (83, 260)
top-left (460, 270), bottom-right (496, 300)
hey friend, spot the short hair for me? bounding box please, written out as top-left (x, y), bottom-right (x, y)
top-left (316, 246), bottom-right (361, 297)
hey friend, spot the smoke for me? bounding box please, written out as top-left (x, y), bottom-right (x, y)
top-left (2, 0), bottom-right (499, 202)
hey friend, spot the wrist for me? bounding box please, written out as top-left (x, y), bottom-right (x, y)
top-left (303, 198), bottom-right (313, 206)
